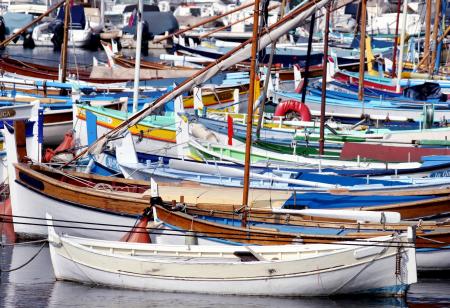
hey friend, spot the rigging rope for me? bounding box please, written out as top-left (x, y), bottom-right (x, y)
top-left (0, 241), bottom-right (47, 273)
top-left (1, 213), bottom-right (448, 248)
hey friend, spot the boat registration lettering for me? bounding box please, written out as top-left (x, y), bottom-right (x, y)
top-left (0, 109), bottom-right (16, 119)
top-left (430, 169), bottom-right (450, 178)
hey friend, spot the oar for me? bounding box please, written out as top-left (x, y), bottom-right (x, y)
top-left (272, 208), bottom-right (401, 224)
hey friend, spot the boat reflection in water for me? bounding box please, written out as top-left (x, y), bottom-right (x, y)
top-left (0, 244), bottom-right (449, 308)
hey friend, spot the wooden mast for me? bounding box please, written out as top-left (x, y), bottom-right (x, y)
top-left (241, 0), bottom-right (261, 227)
top-left (60, 0), bottom-right (70, 83)
top-left (424, 0), bottom-right (432, 73)
top-left (0, 0), bottom-right (65, 48)
top-left (357, 0), bottom-right (367, 101)
top-left (132, 0), bottom-right (144, 113)
top-left (429, 0), bottom-right (442, 74)
top-left (153, 1), bottom-right (255, 44)
top-left (395, 0), bottom-right (408, 93)
top-left (391, 0), bottom-right (402, 78)
top-left (319, 2), bottom-right (331, 155)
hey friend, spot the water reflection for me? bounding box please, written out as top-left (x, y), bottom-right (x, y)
top-left (4, 244), bottom-right (449, 308)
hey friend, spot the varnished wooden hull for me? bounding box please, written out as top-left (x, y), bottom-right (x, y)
top-left (11, 163), bottom-right (450, 250)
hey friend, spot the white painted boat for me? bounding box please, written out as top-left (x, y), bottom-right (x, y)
top-left (189, 138), bottom-right (423, 170)
top-left (32, 21), bottom-right (92, 48)
top-left (47, 220), bottom-right (417, 297)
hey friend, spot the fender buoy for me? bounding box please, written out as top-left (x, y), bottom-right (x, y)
top-left (274, 100), bottom-right (311, 122)
top-left (43, 130), bottom-right (75, 162)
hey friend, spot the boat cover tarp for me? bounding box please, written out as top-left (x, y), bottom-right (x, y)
top-left (123, 12), bottom-right (179, 35)
top-left (340, 142), bottom-right (450, 162)
top-left (2, 12), bottom-right (33, 35)
top-left (294, 172), bottom-right (406, 186)
top-left (282, 193), bottom-right (434, 209)
top-left (57, 4), bottom-right (86, 29)
top-left (403, 82), bottom-right (447, 102)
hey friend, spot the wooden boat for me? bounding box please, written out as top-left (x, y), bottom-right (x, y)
top-left (272, 88), bottom-right (450, 123)
top-left (10, 161), bottom-right (450, 238)
top-left (3, 114), bottom-right (446, 269)
top-left (334, 69), bottom-right (450, 93)
top-left (110, 136), bottom-right (450, 191)
top-left (0, 57), bottom-right (190, 84)
top-left (47, 221), bottom-right (417, 297)
top-left (188, 138), bottom-right (426, 170)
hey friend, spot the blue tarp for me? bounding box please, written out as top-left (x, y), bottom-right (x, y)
top-left (57, 4), bottom-right (86, 29)
top-left (283, 193), bottom-right (434, 209)
top-left (294, 172), bottom-right (406, 186)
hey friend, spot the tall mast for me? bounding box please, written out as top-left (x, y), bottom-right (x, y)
top-left (424, 0), bottom-right (432, 73)
top-left (391, 0), bottom-right (402, 78)
top-left (429, 0), bottom-right (442, 74)
top-left (60, 0), bottom-right (70, 83)
top-left (241, 0), bottom-right (261, 227)
top-left (132, 0), bottom-right (144, 113)
top-left (319, 2), bottom-right (331, 155)
top-left (395, 0), bottom-right (408, 93)
top-left (357, 0), bottom-right (367, 101)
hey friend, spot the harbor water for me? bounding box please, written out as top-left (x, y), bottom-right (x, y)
top-left (1, 244), bottom-right (449, 308)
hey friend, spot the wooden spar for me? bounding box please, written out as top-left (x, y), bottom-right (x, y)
top-left (319, 2), bottom-right (331, 156)
top-left (0, 0), bottom-right (65, 48)
top-left (391, 0), bottom-right (402, 78)
top-left (395, 0), bottom-right (408, 93)
top-left (242, 0), bottom-right (261, 227)
top-left (60, 0), bottom-right (70, 83)
top-left (256, 0), bottom-right (286, 140)
top-left (424, 0), bottom-right (432, 73)
top-left (357, 0), bottom-right (366, 101)
top-left (199, 4), bottom-right (280, 39)
top-left (65, 0), bottom-right (321, 166)
top-left (417, 25), bottom-right (450, 70)
top-left (353, 1), bottom-right (361, 35)
top-left (429, 0), bottom-right (442, 74)
top-left (301, 11), bottom-right (316, 104)
top-left (153, 1), bottom-right (255, 44)
top-left (132, 0), bottom-right (144, 113)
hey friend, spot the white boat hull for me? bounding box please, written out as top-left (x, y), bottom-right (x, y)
top-left (416, 248), bottom-right (450, 271)
top-left (49, 231), bottom-right (416, 297)
top-left (11, 180), bottom-right (136, 239)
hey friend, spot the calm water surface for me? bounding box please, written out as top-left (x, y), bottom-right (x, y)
top-left (0, 244), bottom-right (449, 308)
